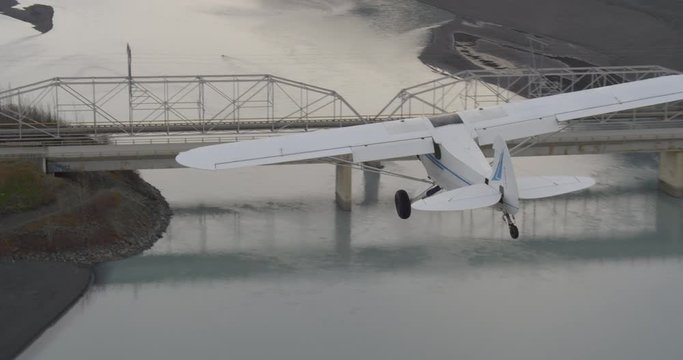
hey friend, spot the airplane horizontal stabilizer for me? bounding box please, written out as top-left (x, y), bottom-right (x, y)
top-left (411, 184), bottom-right (501, 211)
top-left (517, 176), bottom-right (595, 199)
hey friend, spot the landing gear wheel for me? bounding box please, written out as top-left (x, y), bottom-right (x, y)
top-left (394, 189), bottom-right (411, 219)
top-left (503, 212), bottom-right (519, 239)
top-left (509, 224), bottom-right (519, 239)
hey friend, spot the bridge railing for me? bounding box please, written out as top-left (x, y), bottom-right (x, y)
top-left (0, 74), bottom-right (364, 140)
top-left (373, 65), bottom-right (683, 149)
top-left (374, 65), bottom-right (680, 119)
top-left (1, 66), bottom-right (682, 147)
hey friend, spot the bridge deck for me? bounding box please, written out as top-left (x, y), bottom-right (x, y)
top-left (1, 126), bottom-right (681, 172)
top-left (1, 66), bottom-right (682, 172)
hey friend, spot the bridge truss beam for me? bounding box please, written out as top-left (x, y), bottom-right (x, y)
top-left (0, 74), bottom-right (364, 142)
top-left (375, 65), bottom-right (682, 118)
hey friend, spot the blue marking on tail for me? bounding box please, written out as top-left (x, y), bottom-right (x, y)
top-left (492, 157), bottom-right (504, 181)
top-left (424, 154), bottom-right (472, 185)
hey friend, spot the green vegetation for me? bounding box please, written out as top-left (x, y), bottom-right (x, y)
top-left (0, 103), bottom-right (62, 213)
top-left (0, 103), bottom-right (169, 262)
top-left (1, 102), bottom-right (107, 145)
top-left (0, 160), bottom-right (63, 214)
top-left (0, 103), bottom-right (60, 126)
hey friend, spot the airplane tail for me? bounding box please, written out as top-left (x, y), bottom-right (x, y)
top-left (411, 136), bottom-right (594, 214)
top-left (489, 136), bottom-right (520, 215)
top-left (411, 183), bottom-right (501, 212)
top-left (489, 138), bottom-right (596, 201)
top-left (412, 136), bottom-right (520, 213)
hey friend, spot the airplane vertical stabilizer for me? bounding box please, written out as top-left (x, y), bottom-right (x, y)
top-left (489, 136), bottom-right (520, 215)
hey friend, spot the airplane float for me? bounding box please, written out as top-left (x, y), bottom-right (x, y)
top-left (176, 75), bottom-right (683, 238)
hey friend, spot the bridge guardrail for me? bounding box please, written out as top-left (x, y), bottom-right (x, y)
top-left (1, 66), bottom-right (682, 151)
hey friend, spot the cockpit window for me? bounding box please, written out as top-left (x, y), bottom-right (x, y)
top-left (428, 114), bottom-right (463, 127)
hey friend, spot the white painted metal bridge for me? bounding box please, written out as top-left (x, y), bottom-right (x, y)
top-left (1, 65), bottom-right (682, 197)
top-left (0, 74), bottom-right (364, 141)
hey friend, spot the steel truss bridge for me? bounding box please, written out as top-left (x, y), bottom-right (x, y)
top-left (0, 65), bottom-right (682, 173)
top-left (0, 74), bottom-right (363, 142)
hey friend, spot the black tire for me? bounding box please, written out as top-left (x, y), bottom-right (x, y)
top-left (509, 224), bottom-right (519, 239)
top-left (394, 189), bottom-right (411, 219)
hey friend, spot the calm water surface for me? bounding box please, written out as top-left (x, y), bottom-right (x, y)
top-left (20, 154), bottom-right (683, 360)
top-left (4, 0), bottom-right (683, 359)
top-left (0, 0), bottom-right (450, 113)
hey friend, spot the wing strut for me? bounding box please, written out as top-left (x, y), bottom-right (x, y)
top-left (326, 156), bottom-right (433, 184)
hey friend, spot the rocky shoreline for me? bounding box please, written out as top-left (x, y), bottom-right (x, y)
top-left (0, 169), bottom-right (171, 359)
top-left (1, 170), bottom-right (172, 265)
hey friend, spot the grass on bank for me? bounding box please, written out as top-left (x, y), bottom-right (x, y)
top-left (0, 103), bottom-right (61, 126)
top-left (0, 103), bottom-right (63, 214)
top-left (0, 160), bottom-right (63, 215)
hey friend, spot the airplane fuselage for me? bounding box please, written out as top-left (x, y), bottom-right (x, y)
top-left (416, 123), bottom-right (523, 217)
top-left (174, 74), bottom-right (683, 238)
top-left (418, 123), bottom-right (490, 192)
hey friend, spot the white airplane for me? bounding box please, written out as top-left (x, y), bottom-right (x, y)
top-left (176, 75), bottom-right (683, 238)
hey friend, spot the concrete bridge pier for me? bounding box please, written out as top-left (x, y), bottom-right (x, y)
top-left (659, 151), bottom-right (683, 197)
top-left (362, 161), bottom-right (382, 205)
top-left (335, 156), bottom-right (352, 211)
top-left (334, 159), bottom-right (383, 210)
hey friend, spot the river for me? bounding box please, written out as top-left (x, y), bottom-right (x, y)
top-left (5, 0), bottom-right (683, 359)
top-left (20, 153), bottom-right (683, 360)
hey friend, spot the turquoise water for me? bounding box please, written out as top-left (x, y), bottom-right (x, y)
top-left (5, 0), bottom-right (683, 359)
top-left (20, 154), bottom-right (683, 360)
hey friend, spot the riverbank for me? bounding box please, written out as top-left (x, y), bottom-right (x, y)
top-left (1, 169), bottom-right (172, 264)
top-left (0, 262), bottom-right (91, 360)
top-left (0, 164), bottom-right (171, 359)
top-left (416, 0), bottom-right (683, 72)
top-left (0, 0), bottom-right (53, 33)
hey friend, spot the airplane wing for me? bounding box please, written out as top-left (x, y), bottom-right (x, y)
top-left (459, 74), bottom-right (683, 145)
top-left (517, 176), bottom-right (595, 200)
top-left (177, 75), bottom-right (683, 171)
top-left (176, 117), bottom-right (436, 170)
top-left (411, 184), bottom-right (501, 211)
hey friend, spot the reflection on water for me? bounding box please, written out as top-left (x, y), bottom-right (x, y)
top-left (8, 0), bottom-right (683, 358)
top-left (94, 187), bottom-right (683, 286)
top-left (21, 154), bottom-right (683, 360)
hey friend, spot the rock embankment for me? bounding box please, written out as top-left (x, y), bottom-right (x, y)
top-left (0, 169), bottom-right (171, 264)
top-left (0, 164), bottom-right (171, 358)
